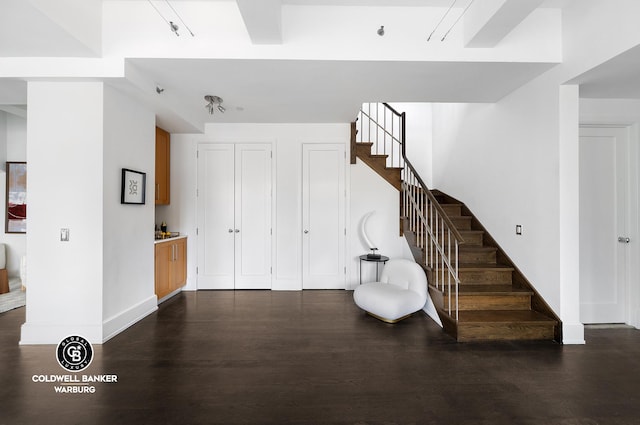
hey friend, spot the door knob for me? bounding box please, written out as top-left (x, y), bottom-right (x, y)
top-left (618, 236), bottom-right (631, 243)
top-left (228, 229), bottom-right (234, 233)
top-left (235, 229), bottom-right (240, 233)
top-left (304, 230), bottom-right (309, 234)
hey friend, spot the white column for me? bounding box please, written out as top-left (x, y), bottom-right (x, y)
top-left (558, 84), bottom-right (585, 344)
top-left (21, 81), bottom-right (105, 344)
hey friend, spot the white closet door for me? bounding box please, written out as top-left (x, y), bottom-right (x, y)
top-left (234, 144), bottom-right (272, 289)
top-left (579, 126), bottom-right (629, 324)
top-left (197, 144), bottom-right (235, 289)
top-left (302, 144), bottom-right (346, 289)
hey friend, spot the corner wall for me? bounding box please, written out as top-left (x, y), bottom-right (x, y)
top-left (102, 85), bottom-right (157, 341)
top-left (20, 81), bottom-right (157, 344)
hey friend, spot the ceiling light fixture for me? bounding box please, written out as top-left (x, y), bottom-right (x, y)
top-left (377, 25), bottom-right (385, 36)
top-left (204, 95), bottom-right (225, 115)
top-left (156, 85), bottom-right (164, 94)
top-left (147, 0), bottom-right (195, 37)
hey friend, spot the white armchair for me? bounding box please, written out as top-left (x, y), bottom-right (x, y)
top-left (353, 258), bottom-right (428, 323)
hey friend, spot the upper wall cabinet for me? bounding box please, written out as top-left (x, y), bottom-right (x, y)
top-left (155, 127), bottom-right (170, 205)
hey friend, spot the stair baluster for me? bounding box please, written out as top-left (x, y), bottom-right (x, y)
top-left (356, 102), bottom-right (464, 322)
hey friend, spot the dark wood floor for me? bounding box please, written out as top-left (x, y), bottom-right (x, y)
top-left (2, 291), bottom-right (640, 425)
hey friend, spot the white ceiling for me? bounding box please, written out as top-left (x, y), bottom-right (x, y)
top-left (568, 44), bottom-right (640, 99)
top-left (125, 57), bottom-right (556, 131)
top-left (2, 0), bottom-right (639, 132)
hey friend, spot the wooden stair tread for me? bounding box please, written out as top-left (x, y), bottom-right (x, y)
top-left (457, 264), bottom-right (514, 271)
top-left (457, 310), bottom-right (556, 324)
top-left (443, 286), bottom-right (533, 295)
top-left (459, 246), bottom-right (496, 252)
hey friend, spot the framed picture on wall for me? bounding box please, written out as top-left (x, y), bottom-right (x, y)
top-left (121, 168), bottom-right (146, 205)
top-left (6, 162), bottom-right (27, 233)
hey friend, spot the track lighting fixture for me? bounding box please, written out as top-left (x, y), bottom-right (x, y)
top-left (377, 25), bottom-right (385, 36)
top-left (147, 0), bottom-right (195, 37)
top-left (427, 0), bottom-right (475, 42)
top-left (204, 95), bottom-right (225, 115)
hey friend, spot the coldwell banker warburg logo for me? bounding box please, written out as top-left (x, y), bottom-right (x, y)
top-left (31, 335), bottom-right (119, 394)
top-left (57, 335), bottom-right (93, 372)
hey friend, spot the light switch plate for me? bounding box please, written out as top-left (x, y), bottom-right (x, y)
top-left (60, 228), bottom-right (70, 242)
top-left (516, 225), bottom-right (522, 235)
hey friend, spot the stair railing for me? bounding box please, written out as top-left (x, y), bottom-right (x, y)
top-left (356, 102), bottom-right (405, 169)
top-left (356, 102), bottom-right (465, 321)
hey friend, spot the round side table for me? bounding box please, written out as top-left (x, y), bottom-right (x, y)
top-left (358, 255), bottom-right (389, 284)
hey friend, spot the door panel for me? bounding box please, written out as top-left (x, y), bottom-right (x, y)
top-left (579, 127), bottom-right (628, 323)
top-left (197, 143), bottom-right (272, 290)
top-left (197, 144), bottom-right (236, 289)
top-left (302, 144), bottom-right (346, 289)
top-left (235, 144), bottom-right (272, 289)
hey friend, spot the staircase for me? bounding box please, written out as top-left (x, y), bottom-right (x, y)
top-left (352, 103), bottom-right (561, 342)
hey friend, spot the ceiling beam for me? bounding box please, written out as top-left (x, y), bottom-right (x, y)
top-left (236, 0), bottom-right (282, 45)
top-left (464, 0), bottom-right (543, 48)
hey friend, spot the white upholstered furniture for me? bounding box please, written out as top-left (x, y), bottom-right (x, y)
top-left (353, 258), bottom-right (428, 323)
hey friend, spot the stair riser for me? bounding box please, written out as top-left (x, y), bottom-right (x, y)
top-left (457, 323), bottom-right (555, 341)
top-left (415, 232), bottom-right (483, 247)
top-left (431, 291), bottom-right (531, 312)
top-left (458, 251), bottom-right (496, 265)
top-left (448, 217), bottom-right (472, 230)
top-left (458, 270), bottom-right (513, 285)
top-left (456, 233), bottom-right (483, 246)
top-left (412, 205), bottom-right (463, 220)
top-left (456, 295), bottom-right (532, 311)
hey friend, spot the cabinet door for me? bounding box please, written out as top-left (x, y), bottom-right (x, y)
top-left (155, 127), bottom-right (170, 205)
top-left (155, 242), bottom-right (172, 299)
top-left (171, 239), bottom-right (187, 289)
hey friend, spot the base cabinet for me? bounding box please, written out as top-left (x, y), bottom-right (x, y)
top-left (155, 237), bottom-right (186, 301)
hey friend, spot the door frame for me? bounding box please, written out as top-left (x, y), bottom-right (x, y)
top-left (578, 124), bottom-right (639, 326)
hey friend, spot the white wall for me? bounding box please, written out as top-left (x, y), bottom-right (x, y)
top-left (20, 82), bottom-right (157, 344)
top-left (432, 72), bottom-right (562, 314)
top-left (22, 82), bottom-right (105, 344)
top-left (102, 85), bottom-right (157, 341)
top-left (158, 123), bottom-right (407, 291)
top-left (388, 103), bottom-right (433, 188)
top-left (350, 161), bottom-right (408, 289)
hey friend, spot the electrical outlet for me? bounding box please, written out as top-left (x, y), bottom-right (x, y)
top-left (516, 225), bottom-right (522, 235)
top-left (60, 228), bottom-right (70, 242)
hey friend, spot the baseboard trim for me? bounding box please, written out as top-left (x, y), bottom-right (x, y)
top-left (20, 323), bottom-right (103, 345)
top-left (562, 322), bottom-right (585, 344)
top-left (102, 295), bottom-right (158, 343)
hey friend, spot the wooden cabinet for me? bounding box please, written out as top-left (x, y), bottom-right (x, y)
top-left (155, 237), bottom-right (186, 301)
top-left (155, 127), bottom-right (170, 205)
